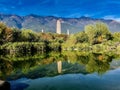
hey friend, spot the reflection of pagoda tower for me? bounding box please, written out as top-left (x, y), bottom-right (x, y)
top-left (56, 20), bottom-right (61, 34)
top-left (57, 60), bottom-right (62, 73)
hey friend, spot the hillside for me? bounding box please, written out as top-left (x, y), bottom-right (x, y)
top-left (0, 14), bottom-right (120, 33)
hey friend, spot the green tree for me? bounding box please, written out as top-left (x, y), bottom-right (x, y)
top-left (113, 32), bottom-right (120, 41)
top-left (0, 22), bottom-right (13, 44)
top-left (20, 29), bottom-right (37, 42)
top-left (84, 22), bottom-right (112, 44)
top-left (75, 31), bottom-right (88, 43)
top-left (84, 24), bottom-right (97, 44)
top-left (12, 28), bottom-right (21, 42)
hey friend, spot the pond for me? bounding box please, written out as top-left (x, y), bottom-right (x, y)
top-left (0, 52), bottom-right (120, 90)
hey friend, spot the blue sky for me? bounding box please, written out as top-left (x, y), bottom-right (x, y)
top-left (0, 0), bottom-right (120, 21)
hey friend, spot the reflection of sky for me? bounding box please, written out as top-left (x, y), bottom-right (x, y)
top-left (7, 57), bottom-right (120, 90)
top-left (0, 0), bottom-right (120, 21)
top-left (18, 68), bottom-right (120, 90)
top-left (9, 78), bottom-right (29, 90)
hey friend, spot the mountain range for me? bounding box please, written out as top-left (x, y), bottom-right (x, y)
top-left (0, 13), bottom-right (120, 33)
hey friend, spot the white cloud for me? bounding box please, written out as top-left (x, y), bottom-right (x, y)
top-left (103, 15), bottom-right (120, 22)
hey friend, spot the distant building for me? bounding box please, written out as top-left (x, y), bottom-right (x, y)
top-left (41, 29), bottom-right (44, 33)
top-left (56, 20), bottom-right (61, 34)
top-left (67, 29), bottom-right (70, 35)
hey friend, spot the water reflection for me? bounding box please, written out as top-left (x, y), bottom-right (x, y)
top-left (0, 52), bottom-right (120, 80)
top-left (25, 69), bottom-right (120, 90)
top-left (57, 61), bottom-right (62, 73)
top-left (10, 78), bottom-right (29, 90)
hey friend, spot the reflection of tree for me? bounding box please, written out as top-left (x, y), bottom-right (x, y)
top-left (0, 58), bottom-right (13, 80)
top-left (86, 59), bottom-right (110, 74)
top-left (77, 55), bottom-right (89, 65)
top-left (0, 51), bottom-right (119, 80)
top-left (86, 54), bottom-right (111, 74)
top-left (63, 51), bottom-right (113, 74)
top-left (0, 52), bottom-right (64, 79)
top-left (0, 53), bottom-right (47, 79)
top-left (63, 51), bottom-right (78, 64)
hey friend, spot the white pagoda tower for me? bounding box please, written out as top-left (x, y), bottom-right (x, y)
top-left (56, 20), bottom-right (61, 34)
top-left (67, 29), bottom-right (70, 35)
top-left (41, 29), bottom-right (44, 33)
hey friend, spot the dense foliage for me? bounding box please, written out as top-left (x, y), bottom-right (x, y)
top-left (63, 22), bottom-right (120, 53)
top-left (0, 22), bottom-right (67, 53)
top-left (0, 22), bottom-right (120, 54)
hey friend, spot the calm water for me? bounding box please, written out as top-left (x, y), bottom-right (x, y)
top-left (1, 52), bottom-right (120, 90)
